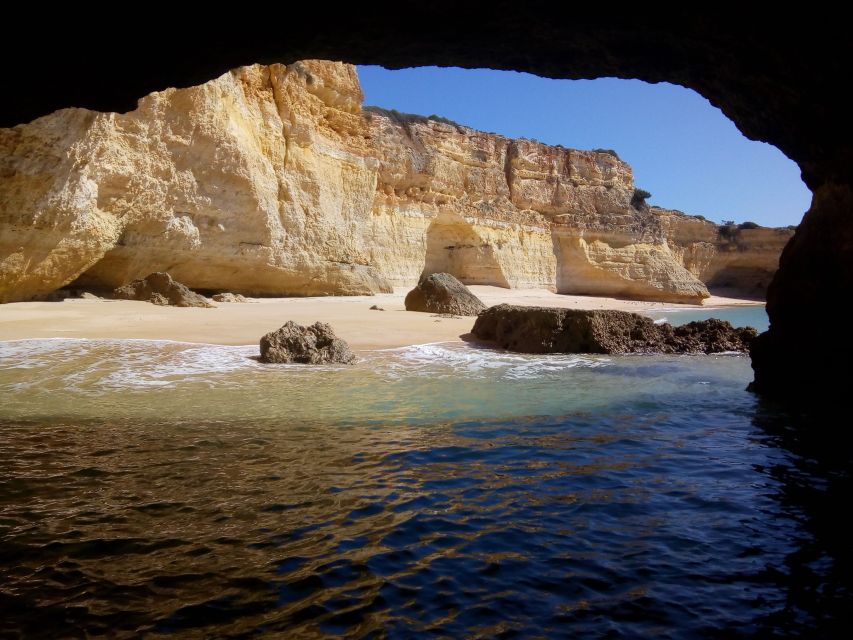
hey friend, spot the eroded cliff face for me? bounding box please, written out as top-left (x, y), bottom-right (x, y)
top-left (657, 210), bottom-right (795, 298)
top-left (0, 61), bottom-right (789, 304)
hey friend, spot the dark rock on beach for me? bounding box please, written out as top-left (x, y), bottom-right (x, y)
top-left (472, 304), bottom-right (756, 354)
top-left (404, 273), bottom-right (486, 316)
top-left (113, 272), bottom-right (214, 308)
top-left (259, 321), bottom-right (356, 364)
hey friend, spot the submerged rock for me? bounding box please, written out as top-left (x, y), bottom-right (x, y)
top-left (404, 273), bottom-right (487, 316)
top-left (472, 304), bottom-right (756, 354)
top-left (259, 321), bottom-right (356, 364)
top-left (369, 304), bottom-right (385, 311)
top-left (113, 272), bottom-right (214, 308)
top-left (212, 292), bottom-right (248, 303)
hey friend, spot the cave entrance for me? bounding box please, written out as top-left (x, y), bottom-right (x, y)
top-left (423, 213), bottom-right (510, 287)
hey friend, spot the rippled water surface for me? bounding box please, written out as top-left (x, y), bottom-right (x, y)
top-left (1, 340), bottom-right (850, 637)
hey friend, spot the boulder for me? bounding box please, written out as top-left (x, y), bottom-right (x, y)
top-left (113, 272), bottom-right (214, 308)
top-left (472, 304), bottom-right (756, 354)
top-left (259, 321), bottom-right (356, 364)
top-left (212, 292), bottom-right (248, 303)
top-left (404, 273), bottom-right (486, 316)
top-left (667, 318), bottom-right (758, 353)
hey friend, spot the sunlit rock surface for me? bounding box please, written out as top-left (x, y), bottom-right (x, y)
top-left (0, 61), bottom-right (790, 304)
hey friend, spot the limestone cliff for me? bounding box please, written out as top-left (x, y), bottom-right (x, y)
top-left (656, 210), bottom-right (794, 298)
top-left (0, 60), bottom-right (790, 304)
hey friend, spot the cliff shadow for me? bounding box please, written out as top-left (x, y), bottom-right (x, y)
top-left (707, 266), bottom-right (773, 300)
top-left (422, 215), bottom-right (510, 288)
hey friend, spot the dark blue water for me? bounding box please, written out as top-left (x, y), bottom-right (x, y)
top-left (1, 340), bottom-right (850, 637)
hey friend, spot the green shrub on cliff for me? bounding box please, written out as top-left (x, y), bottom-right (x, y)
top-left (427, 114), bottom-right (461, 126)
top-left (631, 188), bottom-right (652, 209)
top-left (593, 148), bottom-right (620, 160)
top-left (718, 224), bottom-right (739, 240)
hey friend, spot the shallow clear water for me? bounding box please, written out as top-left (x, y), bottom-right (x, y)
top-left (647, 305), bottom-right (769, 332)
top-left (1, 339), bottom-right (850, 638)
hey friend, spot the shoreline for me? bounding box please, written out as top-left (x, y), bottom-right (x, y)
top-left (0, 286), bottom-right (764, 351)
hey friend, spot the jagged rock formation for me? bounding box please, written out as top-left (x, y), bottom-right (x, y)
top-left (113, 272), bottom-right (214, 307)
top-left (1, 60), bottom-right (789, 305)
top-left (404, 272), bottom-right (487, 316)
top-left (211, 292), bottom-right (248, 303)
top-left (259, 321), bottom-right (356, 364)
top-left (472, 304), bottom-right (757, 354)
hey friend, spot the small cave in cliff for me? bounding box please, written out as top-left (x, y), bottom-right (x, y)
top-left (423, 215), bottom-right (510, 288)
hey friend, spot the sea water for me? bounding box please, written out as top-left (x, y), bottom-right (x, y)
top-left (647, 304), bottom-right (769, 332)
top-left (0, 336), bottom-right (849, 637)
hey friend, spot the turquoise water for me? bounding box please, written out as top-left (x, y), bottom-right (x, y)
top-left (647, 305), bottom-right (769, 332)
top-left (1, 338), bottom-right (849, 637)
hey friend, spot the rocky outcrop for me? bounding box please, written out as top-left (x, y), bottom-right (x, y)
top-left (551, 208), bottom-right (711, 303)
top-left (657, 209), bottom-right (795, 298)
top-left (211, 292), bottom-right (248, 303)
top-left (404, 272), bottom-right (487, 316)
top-left (749, 183), bottom-right (853, 399)
top-left (1, 60), bottom-right (788, 305)
top-left (113, 272), bottom-right (214, 307)
top-left (472, 304), bottom-right (756, 354)
top-left (259, 321), bottom-right (356, 364)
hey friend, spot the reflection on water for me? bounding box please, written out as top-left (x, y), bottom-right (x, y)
top-left (0, 340), bottom-right (849, 637)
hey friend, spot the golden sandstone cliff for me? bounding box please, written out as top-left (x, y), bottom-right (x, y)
top-left (0, 60), bottom-right (793, 304)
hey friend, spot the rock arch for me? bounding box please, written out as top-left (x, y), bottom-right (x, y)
top-left (5, 6), bottom-right (850, 400)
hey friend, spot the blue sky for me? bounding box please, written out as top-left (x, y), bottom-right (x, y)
top-left (357, 65), bottom-right (810, 228)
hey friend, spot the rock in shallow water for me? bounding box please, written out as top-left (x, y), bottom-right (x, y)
top-left (259, 321), bottom-right (356, 364)
top-left (472, 304), bottom-right (756, 354)
top-left (113, 272), bottom-right (214, 308)
top-left (404, 273), bottom-right (487, 316)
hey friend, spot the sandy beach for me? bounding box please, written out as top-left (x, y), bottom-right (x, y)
top-left (0, 287), bottom-right (763, 351)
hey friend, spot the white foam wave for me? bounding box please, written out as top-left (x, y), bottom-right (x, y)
top-left (1, 338), bottom-right (612, 392)
top-left (383, 342), bottom-right (609, 379)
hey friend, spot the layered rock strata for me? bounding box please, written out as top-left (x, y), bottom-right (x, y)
top-left (657, 211), bottom-right (794, 298)
top-left (472, 304), bottom-right (757, 354)
top-left (0, 60), bottom-right (790, 305)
